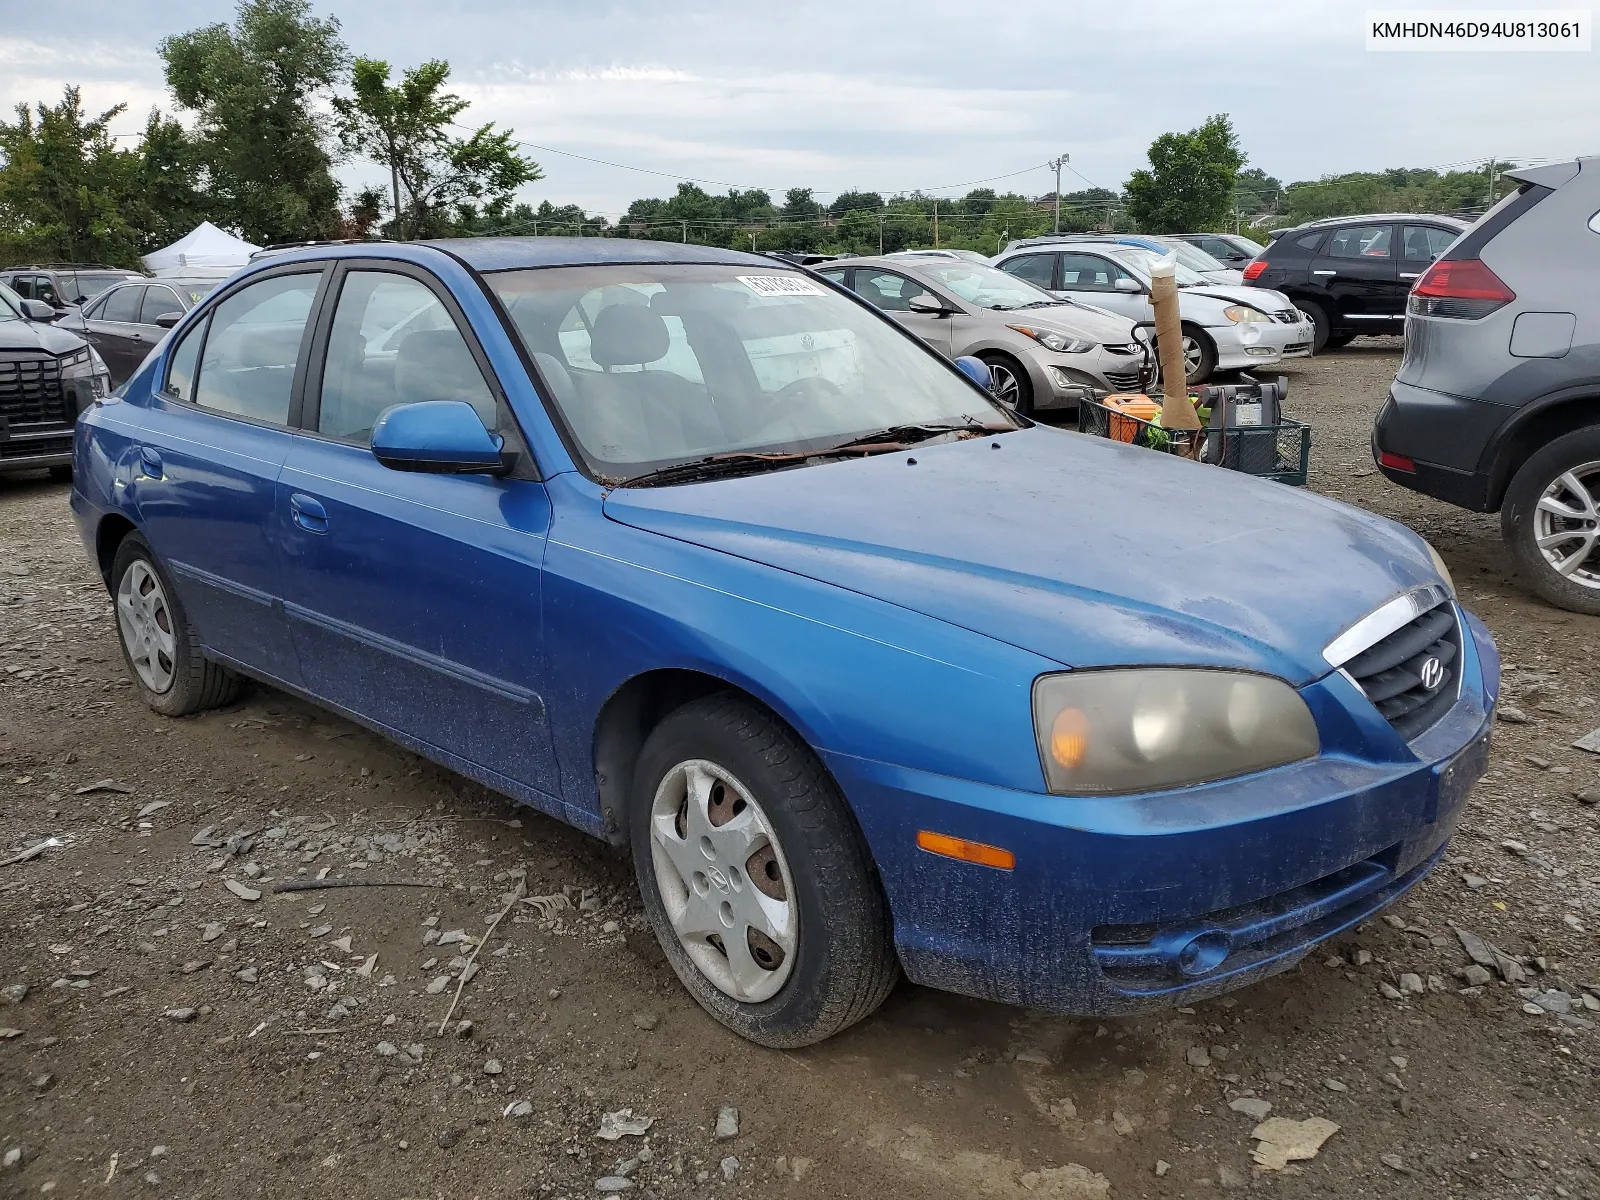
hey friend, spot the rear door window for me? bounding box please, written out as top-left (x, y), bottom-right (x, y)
top-left (1000, 254), bottom-right (1057, 289)
top-left (853, 271), bottom-right (932, 312)
top-left (98, 286), bottom-right (144, 323)
top-left (191, 273), bottom-right (321, 425)
top-left (1325, 225), bottom-right (1393, 259)
top-left (1057, 253), bottom-right (1123, 290)
top-left (138, 286), bottom-right (185, 325)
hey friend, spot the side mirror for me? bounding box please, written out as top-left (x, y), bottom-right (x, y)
top-left (370, 401), bottom-right (508, 475)
top-left (154, 312), bottom-right (182, 329)
top-left (907, 293), bottom-right (952, 316)
top-left (1113, 277), bottom-right (1143, 294)
top-left (20, 298), bottom-right (57, 322)
top-left (954, 355), bottom-right (993, 391)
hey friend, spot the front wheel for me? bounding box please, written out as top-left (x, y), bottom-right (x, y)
top-left (1298, 299), bottom-right (1332, 353)
top-left (1501, 427), bottom-right (1600, 614)
top-left (630, 694), bottom-right (899, 1047)
top-left (110, 533), bottom-right (244, 715)
top-left (979, 353), bottom-right (1033, 416)
top-left (1181, 325), bottom-right (1218, 385)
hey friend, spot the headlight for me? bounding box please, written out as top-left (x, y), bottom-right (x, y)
top-left (1032, 669), bottom-right (1319, 795)
top-left (1008, 324), bottom-right (1096, 354)
top-left (1223, 305), bottom-right (1272, 325)
top-left (60, 346), bottom-right (111, 399)
top-left (1424, 540), bottom-right (1454, 595)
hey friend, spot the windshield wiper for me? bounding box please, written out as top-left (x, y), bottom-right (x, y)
top-left (825, 419), bottom-right (1015, 451)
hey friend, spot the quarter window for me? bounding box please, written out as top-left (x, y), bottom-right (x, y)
top-left (1325, 225), bottom-right (1393, 259)
top-left (190, 272), bottom-right (320, 425)
top-left (1402, 225), bottom-right (1457, 262)
top-left (165, 316), bottom-right (207, 403)
top-left (1000, 254), bottom-right (1056, 289)
top-left (317, 271), bottom-right (496, 443)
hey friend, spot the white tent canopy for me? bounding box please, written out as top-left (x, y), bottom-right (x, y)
top-left (141, 221), bottom-right (260, 279)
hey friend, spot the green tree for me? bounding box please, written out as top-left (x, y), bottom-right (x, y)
top-left (333, 56), bottom-right (541, 239)
top-left (0, 87), bottom-right (144, 267)
top-left (1232, 167), bottom-right (1281, 216)
top-left (160, 0), bottom-right (348, 244)
top-left (1124, 113), bottom-right (1245, 233)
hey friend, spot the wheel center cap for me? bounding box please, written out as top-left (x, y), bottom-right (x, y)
top-left (705, 865), bottom-right (731, 894)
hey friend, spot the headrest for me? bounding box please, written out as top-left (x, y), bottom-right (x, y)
top-left (394, 329), bottom-right (483, 405)
top-left (589, 304), bottom-right (669, 367)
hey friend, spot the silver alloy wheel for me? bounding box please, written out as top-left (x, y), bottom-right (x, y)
top-left (1533, 460), bottom-right (1600, 589)
top-left (115, 560), bottom-right (177, 693)
top-left (986, 361), bottom-right (1021, 408)
top-left (1182, 334), bottom-right (1204, 379)
top-left (648, 758), bottom-right (798, 1003)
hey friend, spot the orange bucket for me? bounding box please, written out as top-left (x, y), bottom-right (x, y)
top-left (1102, 393), bottom-right (1160, 443)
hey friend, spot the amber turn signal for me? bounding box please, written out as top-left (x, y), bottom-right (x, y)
top-left (915, 830), bottom-right (1016, 871)
top-left (1050, 706), bottom-right (1088, 769)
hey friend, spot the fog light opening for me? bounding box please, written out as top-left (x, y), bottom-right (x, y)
top-left (1177, 930), bottom-right (1231, 977)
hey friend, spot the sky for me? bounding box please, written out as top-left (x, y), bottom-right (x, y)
top-left (3, 0), bottom-right (1597, 219)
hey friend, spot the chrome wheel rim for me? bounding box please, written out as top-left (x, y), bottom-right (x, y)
top-left (116, 560), bottom-right (177, 693)
top-left (1182, 335), bottom-right (1204, 379)
top-left (1534, 461), bottom-right (1600, 589)
top-left (649, 759), bottom-right (798, 1003)
top-left (987, 362), bottom-right (1021, 407)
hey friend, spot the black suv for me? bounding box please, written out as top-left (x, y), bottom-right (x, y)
top-left (0, 265), bottom-right (146, 315)
top-left (1243, 214), bottom-right (1467, 351)
top-left (0, 283), bottom-right (112, 480)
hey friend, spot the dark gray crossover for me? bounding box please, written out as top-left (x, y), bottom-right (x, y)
top-left (1373, 157), bottom-right (1600, 612)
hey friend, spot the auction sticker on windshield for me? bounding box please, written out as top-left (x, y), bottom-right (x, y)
top-left (738, 275), bottom-right (826, 297)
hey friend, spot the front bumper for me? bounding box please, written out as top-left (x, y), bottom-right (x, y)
top-left (829, 610), bottom-right (1499, 1016)
top-left (0, 425), bottom-right (74, 473)
top-left (1025, 347), bottom-right (1147, 411)
top-left (1210, 321), bottom-right (1287, 372)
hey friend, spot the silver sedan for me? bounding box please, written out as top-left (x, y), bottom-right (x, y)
top-left (819, 257), bottom-right (1149, 415)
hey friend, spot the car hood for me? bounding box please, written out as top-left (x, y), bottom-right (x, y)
top-left (1185, 284), bottom-right (1298, 313)
top-left (988, 303), bottom-right (1135, 343)
top-left (602, 427), bottom-right (1441, 685)
top-left (0, 317), bottom-right (86, 355)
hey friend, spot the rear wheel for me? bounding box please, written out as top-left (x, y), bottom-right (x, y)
top-left (1298, 300), bottom-right (1332, 353)
top-left (1323, 331), bottom-right (1356, 350)
top-left (110, 533), bottom-right (244, 715)
top-left (48, 465), bottom-right (73, 483)
top-left (630, 693), bottom-right (899, 1047)
top-left (979, 353), bottom-right (1033, 416)
top-left (1502, 427), bottom-right (1600, 615)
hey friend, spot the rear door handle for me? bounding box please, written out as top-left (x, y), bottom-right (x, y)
top-left (289, 493), bottom-right (330, 534)
top-left (1399, 271), bottom-right (1421, 280)
top-left (138, 447), bottom-right (162, 477)
top-left (1312, 270), bottom-right (1337, 276)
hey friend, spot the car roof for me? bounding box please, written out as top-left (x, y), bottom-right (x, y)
top-left (1273, 213), bottom-right (1471, 234)
top-left (422, 236), bottom-right (775, 272)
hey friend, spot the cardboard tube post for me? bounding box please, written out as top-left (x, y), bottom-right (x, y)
top-left (1148, 252), bottom-right (1200, 431)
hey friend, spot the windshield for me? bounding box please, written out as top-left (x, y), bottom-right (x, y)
top-left (1104, 247), bottom-right (1210, 287)
top-left (919, 262), bottom-right (1058, 310)
top-left (0, 282), bottom-right (21, 323)
top-left (488, 264), bottom-right (1017, 481)
top-left (64, 272), bottom-right (137, 301)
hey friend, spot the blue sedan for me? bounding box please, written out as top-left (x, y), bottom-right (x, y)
top-left (70, 238), bottom-right (1498, 1046)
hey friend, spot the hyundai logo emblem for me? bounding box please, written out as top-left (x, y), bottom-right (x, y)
top-left (1419, 657), bottom-right (1445, 691)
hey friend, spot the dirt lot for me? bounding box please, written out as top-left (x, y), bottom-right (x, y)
top-left (3, 339), bottom-right (1598, 1200)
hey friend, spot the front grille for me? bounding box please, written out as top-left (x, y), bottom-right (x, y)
top-left (1272, 310), bottom-right (1300, 324)
top-left (0, 352), bottom-right (66, 425)
top-left (1343, 599), bottom-right (1460, 740)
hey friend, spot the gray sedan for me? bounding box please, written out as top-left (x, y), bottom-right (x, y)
top-left (819, 257), bottom-right (1149, 415)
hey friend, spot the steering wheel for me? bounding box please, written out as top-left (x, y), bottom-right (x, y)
top-left (773, 376), bottom-right (843, 403)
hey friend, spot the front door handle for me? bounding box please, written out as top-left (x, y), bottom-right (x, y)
top-left (138, 447), bottom-right (162, 477)
top-left (289, 493), bottom-right (330, 535)
top-left (1312, 270), bottom-right (1337, 276)
top-left (1399, 271), bottom-right (1421, 280)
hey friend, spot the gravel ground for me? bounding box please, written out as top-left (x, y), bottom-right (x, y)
top-left (2, 339), bottom-right (1598, 1199)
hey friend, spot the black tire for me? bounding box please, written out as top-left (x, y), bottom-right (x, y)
top-left (1323, 331), bottom-right (1356, 350)
top-left (979, 352), bottom-right (1034, 416)
top-left (1180, 324), bottom-right (1218, 386)
top-left (110, 533), bottom-right (244, 716)
top-left (1298, 300), bottom-right (1332, 353)
top-left (629, 693), bottom-right (899, 1047)
top-left (48, 464), bottom-right (73, 483)
top-left (1501, 427), bottom-right (1600, 615)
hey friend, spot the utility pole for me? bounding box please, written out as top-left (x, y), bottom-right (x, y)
top-left (750, 231), bottom-right (757, 252)
top-left (933, 199), bottom-right (939, 248)
top-left (1048, 154), bottom-right (1070, 234)
top-left (1486, 157), bottom-right (1497, 207)
top-left (681, 220), bottom-right (688, 243)
top-left (390, 160), bottom-right (402, 240)
top-left (877, 210), bottom-right (884, 255)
